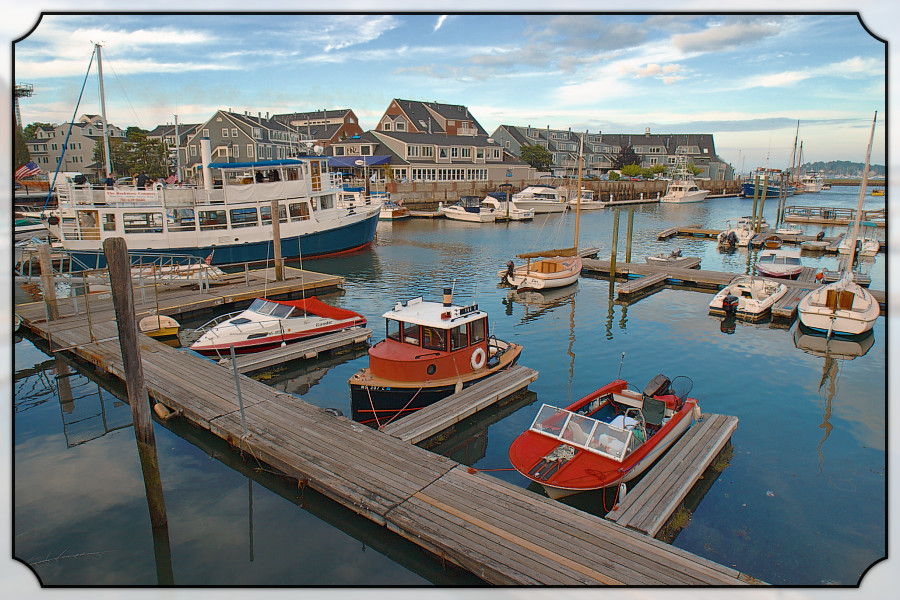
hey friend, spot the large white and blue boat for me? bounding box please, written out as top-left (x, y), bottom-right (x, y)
top-left (42, 153), bottom-right (380, 269)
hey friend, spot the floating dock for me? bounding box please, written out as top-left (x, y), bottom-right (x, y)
top-left (607, 414), bottom-right (739, 538)
top-left (582, 258), bottom-right (886, 320)
top-left (16, 265), bottom-right (761, 585)
top-left (215, 328), bottom-right (373, 374)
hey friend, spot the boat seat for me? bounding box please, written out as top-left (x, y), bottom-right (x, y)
top-left (642, 396), bottom-right (667, 428)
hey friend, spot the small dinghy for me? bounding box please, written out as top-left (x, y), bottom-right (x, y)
top-left (708, 276), bottom-right (787, 321)
top-left (139, 315), bottom-right (181, 342)
top-left (646, 248), bottom-right (682, 265)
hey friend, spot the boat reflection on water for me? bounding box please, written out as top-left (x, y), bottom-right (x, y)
top-left (503, 282), bottom-right (579, 324)
top-left (255, 346), bottom-right (369, 399)
top-left (793, 323), bottom-right (875, 472)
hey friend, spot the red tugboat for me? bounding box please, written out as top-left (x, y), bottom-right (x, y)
top-left (509, 374), bottom-right (700, 499)
top-left (348, 288), bottom-right (522, 426)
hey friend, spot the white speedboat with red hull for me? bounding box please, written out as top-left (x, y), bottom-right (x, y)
top-left (190, 297), bottom-right (366, 356)
top-left (348, 289), bottom-right (522, 426)
top-left (509, 374), bottom-right (700, 499)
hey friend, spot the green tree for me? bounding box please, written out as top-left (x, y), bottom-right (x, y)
top-left (519, 144), bottom-right (553, 171)
top-left (93, 137), bottom-right (132, 178)
top-left (15, 127), bottom-right (30, 167)
top-left (23, 122), bottom-right (51, 140)
top-left (621, 164), bottom-right (642, 177)
top-left (608, 171), bottom-right (620, 181)
top-left (613, 145), bottom-right (640, 169)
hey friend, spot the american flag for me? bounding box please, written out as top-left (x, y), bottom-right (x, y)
top-left (15, 161), bottom-right (41, 180)
top-left (165, 174), bottom-right (176, 185)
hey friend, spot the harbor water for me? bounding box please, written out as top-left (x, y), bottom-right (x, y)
top-left (13, 186), bottom-right (886, 586)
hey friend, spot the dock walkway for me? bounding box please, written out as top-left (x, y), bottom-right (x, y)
top-left (381, 365), bottom-right (539, 444)
top-left (215, 328), bottom-right (373, 374)
top-left (606, 414), bottom-right (739, 538)
top-left (583, 259), bottom-right (885, 319)
top-left (17, 275), bottom-right (759, 585)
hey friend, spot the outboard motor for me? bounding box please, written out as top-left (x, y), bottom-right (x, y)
top-left (504, 260), bottom-right (515, 282)
top-left (726, 231), bottom-right (738, 248)
top-left (816, 230), bottom-right (826, 242)
top-left (722, 294), bottom-right (739, 317)
top-left (643, 374), bottom-right (671, 398)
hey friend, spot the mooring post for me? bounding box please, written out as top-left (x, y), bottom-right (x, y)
top-left (230, 345), bottom-right (248, 436)
top-left (757, 175), bottom-right (769, 234)
top-left (625, 208), bottom-right (634, 263)
top-left (750, 174), bottom-right (760, 233)
top-left (271, 198), bottom-right (284, 281)
top-left (103, 237), bottom-right (168, 530)
top-left (38, 243), bottom-right (59, 321)
top-left (610, 209), bottom-right (620, 278)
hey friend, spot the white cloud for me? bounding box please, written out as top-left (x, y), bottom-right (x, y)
top-left (434, 15), bottom-right (448, 32)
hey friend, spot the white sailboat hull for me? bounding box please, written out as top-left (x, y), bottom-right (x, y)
top-left (797, 277), bottom-right (879, 336)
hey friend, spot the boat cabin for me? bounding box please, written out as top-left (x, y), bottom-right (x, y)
top-left (368, 296), bottom-right (491, 382)
top-left (757, 251), bottom-right (801, 269)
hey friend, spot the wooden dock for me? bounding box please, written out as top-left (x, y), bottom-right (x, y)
top-left (615, 271), bottom-right (669, 300)
top-left (583, 259), bottom-right (886, 319)
top-left (606, 414), bottom-right (739, 538)
top-left (16, 274), bottom-right (761, 585)
top-left (215, 328), bottom-right (373, 374)
top-left (657, 225), bottom-right (721, 241)
top-left (381, 365), bottom-right (539, 444)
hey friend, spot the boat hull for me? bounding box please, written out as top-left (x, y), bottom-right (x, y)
top-left (797, 280), bottom-right (879, 336)
top-left (660, 189), bottom-right (710, 204)
top-left (61, 210), bottom-right (379, 269)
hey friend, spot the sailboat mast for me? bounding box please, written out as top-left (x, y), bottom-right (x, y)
top-left (96, 43), bottom-right (113, 179)
top-left (789, 120), bottom-right (799, 184)
top-left (175, 114), bottom-right (182, 181)
top-left (844, 111), bottom-right (877, 272)
top-left (574, 131), bottom-right (584, 249)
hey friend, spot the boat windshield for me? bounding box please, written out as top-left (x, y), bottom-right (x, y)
top-left (529, 404), bottom-right (633, 462)
top-left (248, 299), bottom-right (295, 318)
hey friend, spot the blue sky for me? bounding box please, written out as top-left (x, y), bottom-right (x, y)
top-left (8, 9), bottom-right (889, 173)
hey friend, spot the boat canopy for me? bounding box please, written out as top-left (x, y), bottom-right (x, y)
top-left (530, 404), bottom-right (634, 462)
top-left (517, 246), bottom-right (579, 259)
top-left (247, 297), bottom-right (365, 322)
top-left (328, 156), bottom-right (392, 168)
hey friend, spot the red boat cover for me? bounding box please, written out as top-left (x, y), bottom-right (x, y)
top-left (266, 297), bottom-right (366, 323)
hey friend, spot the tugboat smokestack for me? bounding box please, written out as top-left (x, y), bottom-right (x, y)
top-left (443, 287), bottom-right (453, 306)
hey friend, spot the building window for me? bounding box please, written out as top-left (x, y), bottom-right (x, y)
top-left (191, 145), bottom-right (197, 156)
top-left (451, 147), bottom-right (459, 158)
top-left (232, 129), bottom-right (238, 137)
top-left (233, 144), bottom-right (240, 158)
top-left (334, 146), bottom-right (345, 156)
top-left (461, 148), bottom-right (471, 158)
top-left (383, 122), bottom-right (392, 131)
top-left (247, 144), bottom-right (254, 157)
top-left (223, 129), bottom-right (229, 137)
top-left (202, 128), bottom-right (209, 137)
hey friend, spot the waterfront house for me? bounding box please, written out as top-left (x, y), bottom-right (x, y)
top-left (272, 109), bottom-right (365, 148)
top-left (25, 115), bottom-right (127, 181)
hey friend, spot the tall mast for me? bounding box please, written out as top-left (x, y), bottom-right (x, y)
top-left (96, 43), bottom-right (112, 178)
top-left (789, 120), bottom-right (799, 184)
top-left (843, 111), bottom-right (877, 274)
top-left (574, 131), bottom-right (584, 249)
top-left (174, 114), bottom-right (182, 181)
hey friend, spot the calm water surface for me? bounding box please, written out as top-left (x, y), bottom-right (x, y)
top-left (14, 187), bottom-right (886, 586)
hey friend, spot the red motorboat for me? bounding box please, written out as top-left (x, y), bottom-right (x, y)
top-left (509, 374), bottom-right (700, 499)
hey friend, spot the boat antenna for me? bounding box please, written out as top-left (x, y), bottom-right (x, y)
top-left (617, 352), bottom-right (625, 379)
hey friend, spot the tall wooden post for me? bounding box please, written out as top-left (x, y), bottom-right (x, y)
top-left (757, 175), bottom-right (769, 234)
top-left (103, 237), bottom-right (168, 530)
top-left (38, 244), bottom-right (59, 321)
top-left (625, 208), bottom-right (634, 263)
top-left (610, 209), bottom-right (620, 278)
top-left (270, 199), bottom-right (283, 281)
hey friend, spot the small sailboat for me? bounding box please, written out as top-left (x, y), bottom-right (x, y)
top-left (509, 374), bottom-right (700, 499)
top-left (190, 297), bottom-right (366, 356)
top-left (708, 276), bottom-right (787, 321)
top-left (504, 133), bottom-right (586, 291)
top-left (837, 221), bottom-right (880, 256)
top-left (798, 112), bottom-right (880, 338)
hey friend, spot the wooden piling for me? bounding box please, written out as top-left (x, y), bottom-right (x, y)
top-left (625, 208), bottom-right (634, 263)
top-left (610, 210), bottom-right (620, 278)
top-left (102, 237), bottom-right (169, 529)
top-left (271, 198), bottom-right (284, 281)
top-left (38, 244), bottom-right (59, 321)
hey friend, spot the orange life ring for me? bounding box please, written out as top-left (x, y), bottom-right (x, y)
top-left (470, 347), bottom-right (486, 370)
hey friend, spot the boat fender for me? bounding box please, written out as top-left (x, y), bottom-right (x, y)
top-left (618, 482), bottom-right (627, 502)
top-left (471, 347), bottom-right (486, 370)
top-left (47, 215), bottom-right (60, 226)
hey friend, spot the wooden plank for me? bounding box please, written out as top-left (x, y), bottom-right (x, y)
top-left (216, 328), bottom-right (372, 373)
top-left (616, 271), bottom-right (668, 298)
top-left (381, 366), bottom-right (538, 443)
top-left (607, 414), bottom-right (739, 537)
